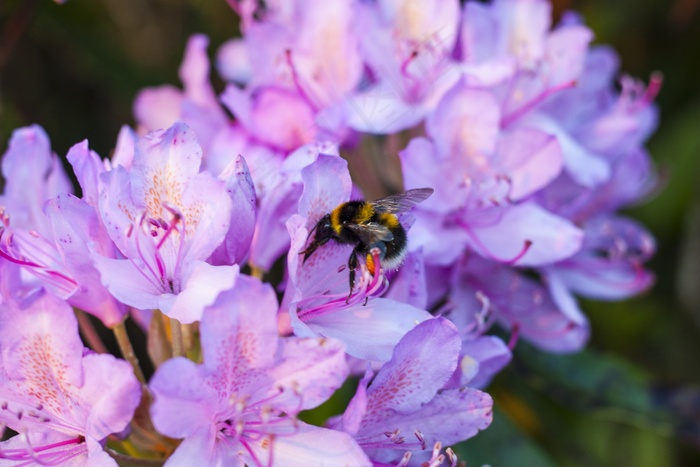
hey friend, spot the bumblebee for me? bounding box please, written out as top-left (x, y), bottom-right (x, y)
top-left (300, 188), bottom-right (434, 294)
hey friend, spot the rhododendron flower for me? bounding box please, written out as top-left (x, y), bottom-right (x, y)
top-left (331, 318), bottom-right (493, 465)
top-left (0, 126), bottom-right (127, 326)
top-left (93, 122), bottom-right (238, 323)
top-left (150, 274), bottom-right (370, 466)
top-left (0, 291), bottom-right (140, 466)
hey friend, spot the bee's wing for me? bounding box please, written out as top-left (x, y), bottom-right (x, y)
top-left (345, 222), bottom-right (394, 245)
top-left (371, 188), bottom-right (434, 214)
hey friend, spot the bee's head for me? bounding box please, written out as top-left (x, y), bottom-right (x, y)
top-left (301, 214), bottom-right (333, 261)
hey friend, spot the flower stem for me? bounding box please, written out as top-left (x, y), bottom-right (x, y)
top-left (170, 318), bottom-right (184, 357)
top-left (113, 321), bottom-right (147, 385)
top-left (75, 309), bottom-right (108, 354)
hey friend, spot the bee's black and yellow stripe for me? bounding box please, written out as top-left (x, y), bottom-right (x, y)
top-left (328, 201), bottom-right (407, 268)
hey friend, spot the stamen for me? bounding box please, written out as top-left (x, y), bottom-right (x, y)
top-left (400, 50), bottom-right (420, 77)
top-left (501, 80), bottom-right (577, 127)
top-left (162, 204), bottom-right (188, 283)
top-left (284, 49), bottom-right (318, 112)
top-left (460, 218), bottom-right (533, 265)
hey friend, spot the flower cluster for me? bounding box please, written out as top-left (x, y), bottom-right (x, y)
top-left (0, 0), bottom-right (658, 465)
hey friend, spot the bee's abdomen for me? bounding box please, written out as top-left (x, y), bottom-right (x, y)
top-left (382, 219), bottom-right (407, 268)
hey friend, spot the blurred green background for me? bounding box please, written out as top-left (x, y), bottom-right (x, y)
top-left (1, 0), bottom-right (699, 465)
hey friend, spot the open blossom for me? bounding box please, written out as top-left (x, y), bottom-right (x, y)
top-left (0, 126), bottom-right (127, 326)
top-left (220, 0), bottom-right (363, 147)
top-left (0, 291), bottom-right (141, 466)
top-left (150, 273), bottom-right (370, 466)
top-left (344, 0), bottom-right (462, 133)
top-left (93, 122), bottom-right (238, 323)
top-left (282, 154), bottom-right (432, 361)
top-left (331, 318), bottom-right (493, 465)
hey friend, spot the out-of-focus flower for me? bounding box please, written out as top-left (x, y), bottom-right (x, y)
top-left (134, 34), bottom-right (227, 154)
top-left (93, 122), bottom-right (238, 323)
top-left (0, 291), bottom-right (141, 466)
top-left (150, 274), bottom-right (370, 467)
top-left (344, 0), bottom-right (462, 133)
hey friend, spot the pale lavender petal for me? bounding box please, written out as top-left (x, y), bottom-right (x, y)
top-left (1, 125), bottom-right (72, 237)
top-left (179, 34), bottom-right (219, 110)
top-left (131, 122), bottom-right (201, 204)
top-left (221, 85), bottom-right (317, 151)
top-left (368, 318), bottom-right (460, 413)
top-left (133, 85), bottom-right (184, 132)
top-left (400, 137), bottom-right (465, 214)
top-left (80, 353), bottom-right (141, 440)
top-left (544, 25), bottom-right (593, 85)
top-left (160, 261), bottom-right (239, 324)
top-left (97, 165), bottom-right (137, 255)
top-left (383, 250), bottom-right (427, 310)
top-left (244, 422), bottom-right (371, 467)
top-left (494, 127), bottom-right (563, 200)
top-left (301, 298), bottom-right (432, 362)
top-left (163, 427), bottom-right (218, 467)
top-left (217, 38), bottom-right (252, 84)
top-left (1, 292), bottom-right (83, 388)
top-left (344, 84), bottom-right (429, 134)
top-left (86, 437), bottom-right (119, 467)
top-left (91, 255), bottom-right (162, 311)
top-left (492, 0), bottom-right (550, 68)
top-left (523, 113), bottom-right (611, 187)
top-left (466, 202), bottom-right (583, 266)
top-left (200, 274), bottom-right (278, 373)
top-left (269, 337), bottom-right (348, 411)
top-left (365, 387), bottom-right (492, 452)
top-left (407, 211), bottom-right (471, 266)
top-left (178, 171), bottom-right (233, 262)
top-left (427, 82), bottom-right (500, 160)
top-left (459, 336), bottom-right (512, 388)
top-left (460, 2), bottom-right (498, 64)
top-left (453, 256), bottom-right (589, 352)
top-left (111, 125), bottom-right (136, 169)
top-left (45, 194), bottom-right (127, 326)
top-left (66, 140), bottom-right (105, 208)
top-left (150, 357), bottom-right (218, 439)
top-left (298, 153), bottom-right (352, 224)
top-left (209, 154), bottom-right (257, 266)
top-left (334, 367), bottom-right (372, 435)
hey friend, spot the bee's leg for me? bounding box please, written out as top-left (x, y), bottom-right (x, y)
top-left (301, 237), bottom-right (329, 263)
top-left (346, 247), bottom-right (361, 303)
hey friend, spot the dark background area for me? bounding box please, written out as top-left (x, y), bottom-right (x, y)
top-left (1, 0), bottom-right (700, 465)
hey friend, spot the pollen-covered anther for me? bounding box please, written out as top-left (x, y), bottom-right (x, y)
top-left (397, 451), bottom-right (412, 467)
top-left (501, 79), bottom-right (577, 127)
top-left (414, 430), bottom-right (426, 450)
top-left (446, 447), bottom-right (458, 467)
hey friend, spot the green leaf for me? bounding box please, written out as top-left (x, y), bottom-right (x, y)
top-left (454, 406), bottom-right (558, 467)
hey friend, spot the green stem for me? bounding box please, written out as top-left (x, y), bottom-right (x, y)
top-left (75, 309), bottom-right (108, 354)
top-left (170, 319), bottom-right (184, 357)
top-left (113, 321), bottom-right (147, 385)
